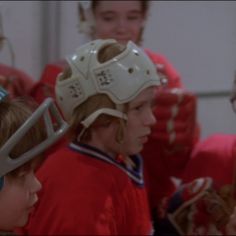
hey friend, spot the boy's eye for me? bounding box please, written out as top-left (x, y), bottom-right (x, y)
top-left (134, 104), bottom-right (143, 111)
top-left (103, 16), bottom-right (113, 21)
top-left (101, 14), bottom-right (115, 22)
top-left (127, 15), bottom-right (140, 21)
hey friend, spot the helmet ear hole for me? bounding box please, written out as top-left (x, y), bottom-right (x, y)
top-left (128, 68), bottom-right (134, 74)
top-left (80, 56), bottom-right (85, 62)
top-left (97, 43), bottom-right (125, 63)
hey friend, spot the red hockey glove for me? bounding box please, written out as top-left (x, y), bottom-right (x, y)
top-left (152, 88), bottom-right (199, 150)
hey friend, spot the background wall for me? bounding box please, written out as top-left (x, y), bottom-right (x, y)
top-left (0, 1), bottom-right (42, 80)
top-left (0, 1), bottom-right (236, 138)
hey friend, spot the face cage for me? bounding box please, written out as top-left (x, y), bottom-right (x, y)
top-left (0, 86), bottom-right (8, 101)
top-left (0, 98), bottom-right (69, 179)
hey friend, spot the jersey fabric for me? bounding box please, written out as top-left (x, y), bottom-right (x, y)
top-left (0, 63), bottom-right (34, 99)
top-left (183, 134), bottom-right (236, 184)
top-left (17, 142), bottom-right (152, 235)
top-left (179, 134), bottom-right (236, 235)
top-left (28, 60), bottom-right (66, 104)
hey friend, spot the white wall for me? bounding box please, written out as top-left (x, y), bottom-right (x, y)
top-left (1, 1), bottom-right (236, 138)
top-left (144, 1), bottom-right (236, 138)
top-left (0, 1), bottom-right (42, 80)
top-left (146, 1), bottom-right (236, 93)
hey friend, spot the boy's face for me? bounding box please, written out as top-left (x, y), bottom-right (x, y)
top-left (0, 163), bottom-right (41, 231)
top-left (93, 1), bottom-right (145, 45)
top-left (122, 86), bottom-right (157, 155)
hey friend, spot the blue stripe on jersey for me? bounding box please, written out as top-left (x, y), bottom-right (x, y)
top-left (69, 141), bottom-right (144, 186)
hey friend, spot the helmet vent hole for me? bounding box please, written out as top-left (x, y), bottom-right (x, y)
top-left (134, 52), bottom-right (139, 56)
top-left (146, 70), bottom-right (150, 75)
top-left (128, 68), bottom-right (134, 74)
top-left (80, 56), bottom-right (85, 61)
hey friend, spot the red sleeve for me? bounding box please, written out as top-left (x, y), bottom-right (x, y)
top-left (29, 60), bottom-right (66, 104)
top-left (0, 64), bottom-right (35, 99)
top-left (142, 49), bottom-right (200, 212)
top-left (144, 48), bottom-right (183, 88)
top-left (183, 134), bottom-right (236, 186)
top-left (11, 68), bottom-right (35, 94)
top-left (145, 49), bottom-right (200, 162)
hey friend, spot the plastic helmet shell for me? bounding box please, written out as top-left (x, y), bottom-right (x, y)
top-left (55, 39), bottom-right (161, 120)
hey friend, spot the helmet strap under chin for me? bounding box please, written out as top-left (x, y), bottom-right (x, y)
top-left (77, 107), bottom-right (127, 142)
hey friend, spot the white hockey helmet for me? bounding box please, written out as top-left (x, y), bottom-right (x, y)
top-left (56, 39), bottom-right (161, 124)
top-left (0, 90), bottom-right (69, 183)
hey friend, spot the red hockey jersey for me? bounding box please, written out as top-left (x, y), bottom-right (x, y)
top-left (17, 142), bottom-right (152, 235)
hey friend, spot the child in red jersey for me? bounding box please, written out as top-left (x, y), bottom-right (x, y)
top-left (0, 86), bottom-right (68, 233)
top-left (31, 2), bottom-right (199, 229)
top-left (18, 39), bottom-right (162, 235)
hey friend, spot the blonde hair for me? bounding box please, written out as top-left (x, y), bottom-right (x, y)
top-left (60, 42), bottom-right (127, 142)
top-left (0, 98), bottom-right (46, 176)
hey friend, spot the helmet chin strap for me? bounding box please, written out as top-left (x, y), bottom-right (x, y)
top-left (77, 108), bottom-right (127, 141)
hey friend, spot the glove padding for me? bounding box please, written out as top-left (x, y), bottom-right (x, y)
top-left (156, 178), bottom-right (234, 235)
top-left (226, 206), bottom-right (236, 235)
top-left (152, 88), bottom-right (198, 147)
